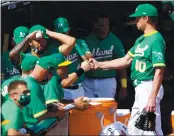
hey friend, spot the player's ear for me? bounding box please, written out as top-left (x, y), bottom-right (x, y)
top-left (28, 39), bottom-right (33, 46)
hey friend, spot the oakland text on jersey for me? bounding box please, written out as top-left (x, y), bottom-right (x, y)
top-left (92, 45), bottom-right (114, 59)
top-left (66, 52), bottom-right (78, 63)
top-left (134, 44), bottom-right (149, 57)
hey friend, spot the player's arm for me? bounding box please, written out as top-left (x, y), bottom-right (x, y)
top-left (8, 128), bottom-right (30, 136)
top-left (58, 61), bottom-right (90, 88)
top-left (151, 67), bottom-right (164, 98)
top-left (9, 32), bottom-right (37, 65)
top-left (46, 29), bottom-right (76, 56)
top-left (76, 39), bottom-right (93, 60)
top-left (147, 39), bottom-right (166, 112)
top-left (90, 53), bottom-right (132, 70)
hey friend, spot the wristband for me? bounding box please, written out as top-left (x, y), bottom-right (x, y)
top-left (121, 78), bottom-right (127, 88)
top-left (75, 68), bottom-right (84, 77)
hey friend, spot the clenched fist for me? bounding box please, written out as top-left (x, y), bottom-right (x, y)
top-left (74, 96), bottom-right (90, 111)
top-left (89, 58), bottom-right (99, 70)
top-left (80, 60), bottom-right (90, 72)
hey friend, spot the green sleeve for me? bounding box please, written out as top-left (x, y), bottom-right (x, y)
top-left (75, 43), bottom-right (85, 57)
top-left (114, 39), bottom-right (125, 58)
top-left (151, 39), bottom-right (166, 67)
top-left (4, 109), bottom-right (22, 130)
top-left (76, 39), bottom-right (91, 57)
top-left (22, 106), bottom-right (38, 126)
top-left (128, 46), bottom-right (135, 58)
top-left (27, 83), bottom-right (47, 118)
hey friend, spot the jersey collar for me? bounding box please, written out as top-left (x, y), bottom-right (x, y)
top-left (144, 30), bottom-right (158, 37)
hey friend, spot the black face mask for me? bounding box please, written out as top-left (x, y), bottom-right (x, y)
top-left (18, 93), bottom-right (31, 106)
top-left (31, 46), bottom-right (46, 55)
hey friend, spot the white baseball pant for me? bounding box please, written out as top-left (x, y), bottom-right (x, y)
top-left (83, 77), bottom-right (117, 98)
top-left (127, 80), bottom-right (164, 135)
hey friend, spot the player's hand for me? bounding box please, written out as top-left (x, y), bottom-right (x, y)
top-left (89, 58), bottom-right (99, 70)
top-left (29, 31), bottom-right (41, 39)
top-left (81, 60), bottom-right (90, 72)
top-left (55, 103), bottom-right (67, 117)
top-left (146, 96), bottom-right (156, 112)
top-left (119, 87), bottom-right (127, 100)
top-left (46, 29), bottom-right (52, 37)
top-left (74, 96), bottom-right (90, 111)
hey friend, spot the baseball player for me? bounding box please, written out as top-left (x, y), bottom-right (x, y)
top-left (89, 3), bottom-right (165, 135)
top-left (1, 26), bottom-right (29, 82)
top-left (53, 17), bottom-right (92, 100)
top-left (83, 14), bottom-right (127, 98)
top-left (1, 55), bottom-right (38, 105)
top-left (2, 80), bottom-right (31, 135)
top-left (9, 24), bottom-right (76, 104)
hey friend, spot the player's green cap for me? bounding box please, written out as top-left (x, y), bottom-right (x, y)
top-left (29, 25), bottom-right (49, 38)
top-left (13, 26), bottom-right (29, 44)
top-left (36, 53), bottom-right (72, 71)
top-left (53, 17), bottom-right (70, 33)
top-left (129, 3), bottom-right (158, 17)
top-left (21, 55), bottom-right (38, 71)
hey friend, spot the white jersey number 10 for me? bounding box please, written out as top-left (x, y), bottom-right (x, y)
top-left (135, 60), bottom-right (146, 73)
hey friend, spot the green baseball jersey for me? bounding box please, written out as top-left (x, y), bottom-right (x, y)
top-left (1, 51), bottom-right (20, 82)
top-left (1, 75), bottom-right (21, 104)
top-left (85, 32), bottom-right (125, 78)
top-left (2, 98), bottom-right (24, 135)
top-left (23, 76), bottom-right (47, 118)
top-left (65, 39), bottom-right (90, 84)
top-left (128, 31), bottom-right (166, 82)
top-left (41, 76), bottom-right (64, 104)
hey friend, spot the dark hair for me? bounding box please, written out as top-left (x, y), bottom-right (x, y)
top-left (149, 16), bottom-right (158, 24)
top-left (8, 80), bottom-right (27, 93)
top-left (94, 13), bottom-right (109, 23)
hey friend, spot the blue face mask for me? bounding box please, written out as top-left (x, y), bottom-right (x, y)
top-left (18, 92), bottom-right (31, 106)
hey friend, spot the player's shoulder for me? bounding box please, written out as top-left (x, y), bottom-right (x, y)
top-left (154, 32), bottom-right (165, 41)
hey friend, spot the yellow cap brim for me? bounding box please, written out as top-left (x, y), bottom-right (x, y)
top-left (1, 120), bottom-right (10, 126)
top-left (58, 60), bottom-right (72, 67)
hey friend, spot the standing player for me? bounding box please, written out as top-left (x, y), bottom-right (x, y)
top-left (53, 17), bottom-right (92, 100)
top-left (89, 3), bottom-right (165, 135)
top-left (84, 14), bottom-right (127, 98)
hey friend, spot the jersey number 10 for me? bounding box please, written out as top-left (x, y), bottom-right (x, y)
top-left (135, 60), bottom-right (146, 73)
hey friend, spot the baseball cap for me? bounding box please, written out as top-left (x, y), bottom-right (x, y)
top-left (21, 55), bottom-right (38, 71)
top-left (36, 53), bottom-right (72, 71)
top-left (29, 25), bottom-right (49, 38)
top-left (13, 26), bottom-right (29, 44)
top-left (129, 3), bottom-right (158, 17)
top-left (53, 17), bottom-right (70, 33)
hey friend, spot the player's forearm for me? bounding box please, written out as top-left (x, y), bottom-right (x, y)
top-left (9, 35), bottom-right (30, 65)
top-left (61, 73), bottom-right (78, 88)
top-left (98, 58), bottom-right (127, 70)
top-left (151, 68), bottom-right (164, 98)
top-left (98, 54), bottom-right (132, 70)
top-left (47, 30), bottom-right (76, 46)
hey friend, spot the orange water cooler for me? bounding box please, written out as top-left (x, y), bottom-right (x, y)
top-left (69, 98), bottom-right (117, 135)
